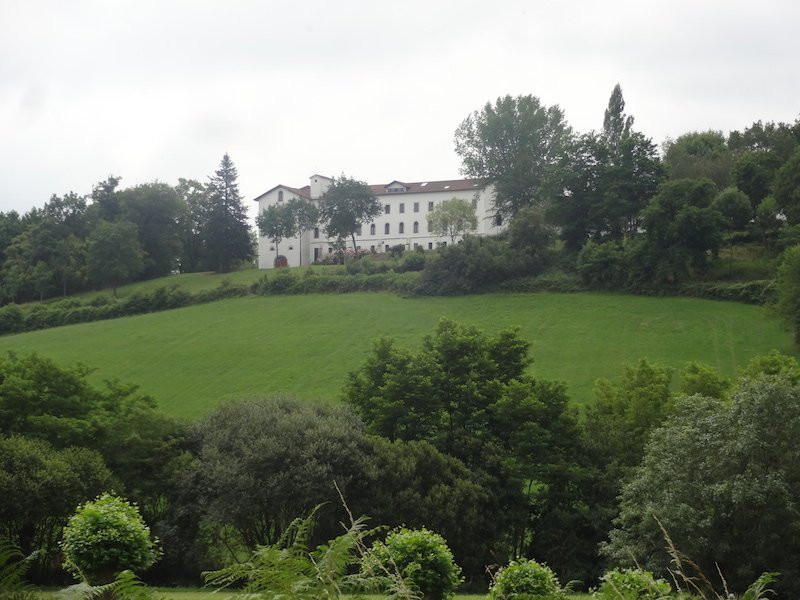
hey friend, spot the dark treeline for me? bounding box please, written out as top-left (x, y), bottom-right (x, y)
top-left (0, 153), bottom-right (253, 303)
top-left (2, 332), bottom-right (800, 595)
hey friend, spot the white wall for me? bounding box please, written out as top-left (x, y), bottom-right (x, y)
top-left (255, 179), bottom-right (502, 269)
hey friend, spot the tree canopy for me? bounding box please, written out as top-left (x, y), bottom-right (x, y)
top-left (454, 94), bottom-right (572, 217)
top-left (319, 176), bottom-right (380, 252)
top-left (428, 198), bottom-right (478, 243)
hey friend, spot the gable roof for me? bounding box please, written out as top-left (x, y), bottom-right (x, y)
top-left (253, 184), bottom-right (312, 202)
top-left (253, 178), bottom-right (486, 202)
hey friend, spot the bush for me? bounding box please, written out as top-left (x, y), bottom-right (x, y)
top-left (61, 493), bottom-right (160, 584)
top-left (489, 558), bottom-right (562, 600)
top-left (396, 252), bottom-right (426, 273)
top-left (0, 304), bottom-right (24, 335)
top-left (363, 528), bottom-right (462, 600)
top-left (577, 241), bottom-right (627, 289)
top-left (592, 568), bottom-right (671, 600)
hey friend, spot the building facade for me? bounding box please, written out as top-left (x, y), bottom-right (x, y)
top-left (253, 174), bottom-right (502, 269)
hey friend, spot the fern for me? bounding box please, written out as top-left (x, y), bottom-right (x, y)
top-left (0, 539), bottom-right (40, 600)
top-left (56, 570), bottom-right (159, 600)
top-left (203, 499), bottom-right (419, 600)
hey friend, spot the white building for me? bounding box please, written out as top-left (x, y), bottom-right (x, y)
top-left (253, 174), bottom-right (503, 269)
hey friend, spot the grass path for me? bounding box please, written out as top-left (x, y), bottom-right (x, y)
top-left (0, 292), bottom-right (793, 419)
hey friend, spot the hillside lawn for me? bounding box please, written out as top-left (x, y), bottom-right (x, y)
top-left (0, 291), bottom-right (794, 419)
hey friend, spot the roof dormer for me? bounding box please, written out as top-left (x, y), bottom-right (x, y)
top-left (385, 180), bottom-right (408, 193)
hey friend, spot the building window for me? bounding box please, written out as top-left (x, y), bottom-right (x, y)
top-left (327, 247), bottom-right (333, 253)
top-left (399, 223), bottom-right (405, 234)
top-left (472, 198), bottom-right (478, 209)
top-left (399, 203), bottom-right (405, 214)
top-left (370, 245), bottom-right (375, 252)
top-left (384, 204), bottom-right (390, 214)
top-left (413, 242), bottom-right (419, 249)
top-left (314, 227), bottom-right (320, 238)
top-left (427, 220), bottom-right (431, 232)
top-left (413, 221), bottom-right (419, 233)
top-left (428, 201), bottom-right (434, 211)
top-left (384, 223), bottom-right (390, 234)
top-left (495, 214), bottom-right (503, 226)
top-left (356, 225), bottom-right (362, 236)
top-left (413, 202), bottom-right (419, 212)
top-left (314, 248), bottom-right (321, 261)
top-left (428, 242), bottom-right (433, 249)
top-left (370, 223), bottom-right (376, 235)
top-left (278, 190), bottom-right (284, 202)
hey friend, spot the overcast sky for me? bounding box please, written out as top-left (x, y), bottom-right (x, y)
top-left (2, 0), bottom-right (799, 217)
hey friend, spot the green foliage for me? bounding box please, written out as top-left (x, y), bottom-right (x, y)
top-left (773, 147), bottom-right (800, 225)
top-left (584, 359), bottom-right (673, 476)
top-left (420, 235), bottom-right (543, 294)
top-left (775, 245), bottom-right (800, 345)
top-left (190, 397), bottom-right (373, 549)
top-left (58, 569), bottom-right (160, 600)
top-left (257, 203), bottom-right (296, 262)
top-left (204, 505), bottom-right (417, 600)
top-left (319, 175), bottom-right (381, 252)
top-left (604, 375), bottom-right (800, 597)
top-left (640, 178), bottom-right (726, 282)
top-left (86, 220), bottom-right (144, 295)
top-left (577, 241), bottom-right (627, 290)
top-left (592, 568), bottom-right (671, 600)
top-left (455, 94), bottom-right (572, 217)
top-left (678, 362), bottom-right (730, 399)
top-left (364, 528), bottom-right (462, 600)
top-left (427, 198), bottom-right (478, 243)
top-left (202, 154), bottom-right (253, 272)
top-left (364, 438), bottom-right (490, 579)
top-left (663, 131), bottom-right (733, 188)
top-left (740, 350), bottom-right (800, 384)
top-left (61, 493), bottom-right (160, 584)
top-left (0, 436), bottom-right (113, 564)
top-left (488, 559), bottom-right (563, 600)
top-left (712, 187), bottom-right (752, 231)
top-left (0, 538), bottom-right (41, 600)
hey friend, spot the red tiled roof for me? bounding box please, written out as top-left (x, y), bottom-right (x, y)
top-left (254, 178), bottom-right (485, 202)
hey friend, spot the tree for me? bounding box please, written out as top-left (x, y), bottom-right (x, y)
top-left (454, 94), bottom-right (573, 217)
top-left (773, 146), bottom-right (800, 225)
top-left (663, 131), bottom-right (734, 188)
top-left (427, 198), bottom-right (477, 243)
top-left (176, 178), bottom-right (210, 273)
top-left (61, 493), bottom-right (160, 584)
top-left (190, 397), bottom-right (373, 550)
top-left (732, 151), bottom-right (780, 207)
top-left (319, 176), bottom-right (380, 252)
top-left (604, 375), bottom-right (800, 597)
top-left (602, 83), bottom-right (634, 151)
top-left (639, 178), bottom-right (725, 282)
top-left (343, 320), bottom-right (588, 577)
top-left (86, 220), bottom-right (144, 295)
top-left (256, 203), bottom-right (296, 264)
top-left (775, 245), bottom-right (800, 346)
top-left (0, 436), bottom-right (113, 574)
top-left (203, 154), bottom-right (253, 272)
top-left (287, 198), bottom-right (319, 266)
top-left (118, 183), bottom-right (185, 278)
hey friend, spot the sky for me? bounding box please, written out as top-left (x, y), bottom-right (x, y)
top-left (1, 0), bottom-right (799, 218)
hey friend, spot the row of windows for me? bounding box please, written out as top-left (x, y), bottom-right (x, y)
top-left (384, 201), bottom-right (436, 215)
top-left (314, 221), bottom-right (426, 238)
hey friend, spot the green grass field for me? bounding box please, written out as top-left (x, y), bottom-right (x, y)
top-left (0, 292), bottom-right (793, 419)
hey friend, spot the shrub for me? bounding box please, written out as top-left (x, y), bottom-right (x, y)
top-left (577, 241), bottom-right (627, 289)
top-left (0, 304), bottom-right (24, 335)
top-left (489, 558), bottom-right (562, 600)
top-left (592, 568), bottom-right (671, 600)
top-left (396, 252), bottom-right (426, 273)
top-left (61, 493), bottom-right (160, 584)
top-left (363, 528), bottom-right (462, 600)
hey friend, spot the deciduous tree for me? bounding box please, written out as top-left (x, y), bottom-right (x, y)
top-left (257, 203), bottom-right (296, 264)
top-left (427, 198), bottom-right (477, 243)
top-left (319, 176), bottom-right (380, 252)
top-left (455, 94), bottom-right (573, 217)
top-left (86, 220), bottom-right (144, 295)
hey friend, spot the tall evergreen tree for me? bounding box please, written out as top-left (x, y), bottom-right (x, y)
top-left (203, 153), bottom-right (253, 272)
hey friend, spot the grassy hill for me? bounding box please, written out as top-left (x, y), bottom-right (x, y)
top-left (0, 291), bottom-right (793, 419)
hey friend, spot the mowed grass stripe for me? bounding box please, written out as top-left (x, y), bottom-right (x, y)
top-left (0, 292), bottom-right (793, 419)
